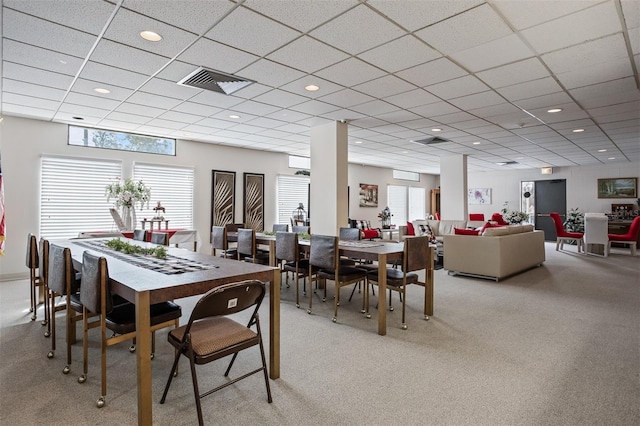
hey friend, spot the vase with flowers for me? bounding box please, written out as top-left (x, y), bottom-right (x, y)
top-left (501, 201), bottom-right (529, 225)
top-left (378, 206), bottom-right (393, 229)
top-left (106, 177), bottom-right (151, 230)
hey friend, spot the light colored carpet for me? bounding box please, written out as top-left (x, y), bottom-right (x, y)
top-left (1, 242), bottom-right (638, 425)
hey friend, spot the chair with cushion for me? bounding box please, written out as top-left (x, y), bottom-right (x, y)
top-left (550, 212), bottom-right (583, 253)
top-left (39, 238), bottom-right (52, 337)
top-left (211, 226), bottom-right (237, 258)
top-left (133, 229), bottom-right (147, 241)
top-left (583, 213), bottom-right (609, 257)
top-left (26, 233), bottom-right (44, 321)
top-left (237, 228), bottom-right (270, 264)
top-left (292, 225), bottom-right (310, 234)
top-left (607, 215), bottom-right (640, 256)
top-left (160, 280), bottom-right (272, 426)
top-left (272, 224), bottom-right (288, 232)
top-left (78, 251), bottom-right (182, 408)
top-left (150, 231), bottom-right (170, 246)
top-left (469, 213), bottom-right (485, 221)
top-left (365, 236), bottom-right (432, 330)
top-left (490, 213), bottom-right (509, 226)
top-left (276, 232), bottom-right (314, 308)
top-left (308, 234), bottom-right (368, 322)
top-left (47, 244), bottom-right (83, 374)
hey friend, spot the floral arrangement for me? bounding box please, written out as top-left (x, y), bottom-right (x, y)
top-left (105, 238), bottom-right (167, 259)
top-left (563, 208), bottom-right (584, 233)
top-left (501, 202), bottom-right (529, 224)
top-left (105, 177), bottom-right (151, 209)
top-left (378, 206), bottom-right (393, 228)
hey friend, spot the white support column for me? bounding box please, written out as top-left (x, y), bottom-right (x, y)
top-left (310, 121), bottom-right (349, 236)
top-left (440, 155), bottom-right (467, 221)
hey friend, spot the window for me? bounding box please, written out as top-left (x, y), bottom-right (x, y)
top-left (133, 163), bottom-right (194, 229)
top-left (69, 125), bottom-right (176, 156)
top-left (276, 175), bottom-right (310, 226)
top-left (387, 185), bottom-right (426, 224)
top-left (288, 155), bottom-right (310, 170)
top-left (40, 156), bottom-right (122, 239)
top-left (393, 169), bottom-right (420, 182)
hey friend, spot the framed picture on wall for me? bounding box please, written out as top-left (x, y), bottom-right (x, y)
top-left (468, 188), bottom-right (492, 204)
top-left (244, 172), bottom-right (265, 232)
top-left (359, 183), bottom-right (378, 207)
top-left (597, 177), bottom-right (637, 198)
top-left (211, 170), bottom-right (235, 232)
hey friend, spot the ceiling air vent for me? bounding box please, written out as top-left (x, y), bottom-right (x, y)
top-left (496, 161), bottom-right (518, 166)
top-left (177, 67), bottom-right (255, 95)
top-left (410, 136), bottom-right (450, 145)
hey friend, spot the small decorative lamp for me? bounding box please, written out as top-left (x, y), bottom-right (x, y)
top-left (292, 203), bottom-right (307, 224)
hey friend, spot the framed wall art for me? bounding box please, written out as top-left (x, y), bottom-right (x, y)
top-left (244, 172), bottom-right (264, 231)
top-left (468, 188), bottom-right (491, 204)
top-left (211, 170), bottom-right (235, 235)
top-left (597, 177), bottom-right (637, 199)
top-left (359, 183), bottom-right (378, 207)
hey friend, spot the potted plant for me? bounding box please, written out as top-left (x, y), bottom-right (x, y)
top-left (378, 206), bottom-right (393, 229)
top-left (105, 177), bottom-right (151, 230)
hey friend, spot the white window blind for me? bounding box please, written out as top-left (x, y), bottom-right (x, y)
top-left (277, 175), bottom-right (310, 226)
top-left (388, 185), bottom-right (407, 225)
top-left (408, 187), bottom-right (426, 221)
top-left (40, 156), bottom-right (122, 239)
top-left (133, 163), bottom-right (194, 229)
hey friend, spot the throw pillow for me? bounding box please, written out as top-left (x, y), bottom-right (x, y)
top-left (417, 224), bottom-right (437, 243)
top-left (406, 221), bottom-right (415, 236)
top-left (480, 221), bottom-right (501, 234)
top-left (454, 227), bottom-right (480, 236)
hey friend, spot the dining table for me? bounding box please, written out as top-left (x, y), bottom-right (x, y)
top-left (50, 237), bottom-right (280, 425)
top-left (227, 231), bottom-right (434, 336)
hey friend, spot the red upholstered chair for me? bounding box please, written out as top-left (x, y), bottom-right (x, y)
top-left (607, 216), bottom-right (640, 256)
top-left (550, 212), bottom-right (583, 253)
top-left (491, 213), bottom-right (509, 226)
top-left (434, 212), bottom-right (441, 220)
top-left (469, 213), bottom-right (485, 221)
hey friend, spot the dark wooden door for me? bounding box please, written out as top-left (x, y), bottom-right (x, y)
top-left (535, 179), bottom-right (567, 241)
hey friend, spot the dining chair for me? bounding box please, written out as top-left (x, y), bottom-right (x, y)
top-left (211, 226), bottom-right (237, 258)
top-left (150, 231), bottom-right (170, 246)
top-left (26, 233), bottom-right (44, 321)
top-left (365, 236), bottom-right (431, 330)
top-left (78, 251), bottom-right (182, 408)
top-left (39, 238), bottom-right (51, 337)
top-left (160, 280), bottom-right (272, 426)
top-left (133, 229), bottom-right (147, 241)
top-left (607, 216), bottom-right (640, 256)
top-left (292, 225), bottom-right (310, 234)
top-left (583, 213), bottom-right (609, 257)
top-left (47, 244), bottom-right (83, 374)
top-left (550, 212), bottom-right (583, 252)
top-left (308, 234), bottom-right (368, 322)
top-left (272, 224), bottom-right (288, 232)
top-left (237, 228), bottom-right (269, 264)
top-left (276, 231), bottom-right (314, 308)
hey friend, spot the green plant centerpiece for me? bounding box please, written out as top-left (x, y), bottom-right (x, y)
top-left (563, 208), bottom-right (584, 233)
top-left (105, 238), bottom-right (167, 259)
top-left (501, 202), bottom-right (529, 224)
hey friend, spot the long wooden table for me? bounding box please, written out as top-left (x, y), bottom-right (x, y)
top-left (51, 238), bottom-right (280, 425)
top-left (228, 232), bottom-right (434, 335)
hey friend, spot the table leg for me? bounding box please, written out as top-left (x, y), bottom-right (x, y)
top-left (269, 268), bottom-right (280, 379)
top-left (268, 240), bottom-right (276, 267)
top-left (377, 253), bottom-right (387, 335)
top-left (135, 291), bottom-right (152, 425)
top-left (425, 247), bottom-right (434, 317)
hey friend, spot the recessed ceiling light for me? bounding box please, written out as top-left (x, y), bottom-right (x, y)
top-left (401, 151), bottom-right (408, 154)
top-left (72, 116), bottom-right (84, 120)
top-left (598, 149), bottom-right (607, 152)
top-left (608, 157), bottom-right (615, 160)
top-left (140, 30), bottom-right (162, 42)
top-left (572, 128), bottom-right (584, 133)
top-left (229, 114), bottom-right (240, 119)
top-left (547, 108), bottom-right (562, 113)
top-left (472, 142), bottom-right (481, 145)
top-left (305, 84), bottom-right (319, 92)
top-left (94, 88), bottom-right (110, 94)
top-left (431, 128), bottom-right (442, 132)
top-left (59, 59), bottom-right (67, 65)
top-left (354, 141), bottom-right (362, 144)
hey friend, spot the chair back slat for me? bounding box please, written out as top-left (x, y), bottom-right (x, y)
top-left (39, 238), bottom-right (49, 283)
top-left (237, 229), bottom-right (255, 257)
top-left (80, 251), bottom-right (112, 314)
top-left (48, 244), bottom-right (75, 295)
top-left (309, 234), bottom-right (337, 270)
top-left (190, 280), bottom-right (265, 323)
top-left (133, 229), bottom-right (147, 241)
top-left (211, 226), bottom-right (228, 250)
top-left (275, 232), bottom-right (297, 262)
top-left (404, 236), bottom-right (430, 272)
top-left (26, 233), bottom-right (39, 269)
top-left (151, 232), bottom-right (169, 246)
top-left (272, 224), bottom-right (288, 232)
top-left (339, 227), bottom-right (360, 241)
top-left (292, 225), bottom-right (310, 234)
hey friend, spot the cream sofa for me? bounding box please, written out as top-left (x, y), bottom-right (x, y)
top-left (399, 219), bottom-right (485, 242)
top-left (443, 225), bottom-right (545, 281)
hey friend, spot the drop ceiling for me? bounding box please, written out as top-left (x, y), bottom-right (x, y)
top-left (1, 0), bottom-right (639, 174)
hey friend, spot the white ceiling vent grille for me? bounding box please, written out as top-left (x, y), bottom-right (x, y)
top-left (410, 136), bottom-right (450, 145)
top-left (177, 67), bottom-right (255, 95)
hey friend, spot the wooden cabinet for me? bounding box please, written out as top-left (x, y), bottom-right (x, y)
top-left (430, 189), bottom-right (440, 217)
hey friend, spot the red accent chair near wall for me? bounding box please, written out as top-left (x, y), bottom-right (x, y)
top-left (469, 213), bottom-right (485, 221)
top-left (550, 212), bottom-right (583, 253)
top-left (607, 216), bottom-right (640, 256)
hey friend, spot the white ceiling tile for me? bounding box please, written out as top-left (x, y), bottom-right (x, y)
top-left (368, 0), bottom-right (483, 32)
top-left (79, 61), bottom-right (149, 90)
top-left (521, 2), bottom-right (621, 54)
top-left (264, 108), bottom-right (312, 123)
top-left (244, 116), bottom-right (289, 130)
top-left (2, 39), bottom-right (83, 77)
top-left (5, 0), bottom-right (116, 34)
top-left (358, 35), bottom-right (441, 73)
top-left (279, 76), bottom-right (343, 99)
top-left (628, 27), bottom-right (640, 55)
top-left (426, 75), bottom-right (490, 99)
top-left (251, 89), bottom-right (310, 109)
top-left (2, 79), bottom-right (66, 102)
top-left (58, 103), bottom-right (109, 119)
top-left (116, 102), bottom-right (166, 118)
top-left (239, 59), bottom-right (306, 89)
top-left (267, 36), bottom-right (348, 73)
top-left (3, 62), bottom-right (74, 90)
top-left (384, 89), bottom-right (440, 110)
top-left (318, 89), bottom-right (375, 109)
top-left (54, 112), bottom-right (102, 125)
top-left (409, 101), bottom-right (461, 117)
top-left (349, 100), bottom-right (399, 116)
top-left (177, 38), bottom-right (259, 76)
top-left (415, 4), bottom-right (512, 55)
top-left (496, 77), bottom-right (563, 102)
top-left (104, 111), bottom-right (150, 125)
top-left (515, 92), bottom-right (574, 110)
top-left (476, 58), bottom-right (550, 89)
top-left (3, 9), bottom-right (97, 57)
top-left (555, 57), bottom-right (633, 89)
top-left (396, 58), bottom-right (468, 87)
top-left (244, 0), bottom-right (358, 33)
top-left (157, 110), bottom-right (203, 124)
top-left (448, 92), bottom-right (506, 111)
top-left (127, 91), bottom-right (181, 109)
top-left (209, 110), bottom-right (259, 124)
top-left (315, 58), bottom-right (386, 87)
top-left (310, 4), bottom-right (405, 55)
top-left (145, 118), bottom-right (186, 130)
top-left (375, 110), bottom-right (423, 124)
top-left (289, 100), bottom-right (340, 116)
top-left (352, 75), bottom-right (415, 99)
top-left (205, 7), bottom-right (300, 56)
top-left (493, 0), bottom-right (604, 30)
top-left (452, 34), bottom-right (535, 72)
top-left (65, 92), bottom-right (122, 110)
top-left (541, 33), bottom-right (628, 74)
top-left (232, 100), bottom-right (281, 116)
top-left (91, 39), bottom-right (169, 76)
top-left (188, 91), bottom-right (244, 110)
top-left (71, 78), bottom-right (134, 101)
top-left (140, 78), bottom-right (201, 101)
top-left (3, 92), bottom-right (59, 110)
top-left (97, 119), bottom-right (141, 131)
top-left (621, 0), bottom-right (640, 29)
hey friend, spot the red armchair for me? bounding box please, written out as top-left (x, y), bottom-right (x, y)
top-left (607, 216), bottom-right (640, 256)
top-left (550, 212), bottom-right (583, 253)
top-left (490, 213), bottom-right (509, 226)
top-left (469, 213), bottom-right (485, 221)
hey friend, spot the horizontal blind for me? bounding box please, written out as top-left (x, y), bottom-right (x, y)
top-left (277, 175), bottom-right (309, 226)
top-left (387, 185), bottom-right (407, 225)
top-left (41, 156), bottom-right (122, 239)
top-left (134, 163), bottom-right (194, 229)
top-left (408, 186), bottom-right (426, 221)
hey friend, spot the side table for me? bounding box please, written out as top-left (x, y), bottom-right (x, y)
top-left (141, 219), bottom-right (169, 230)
